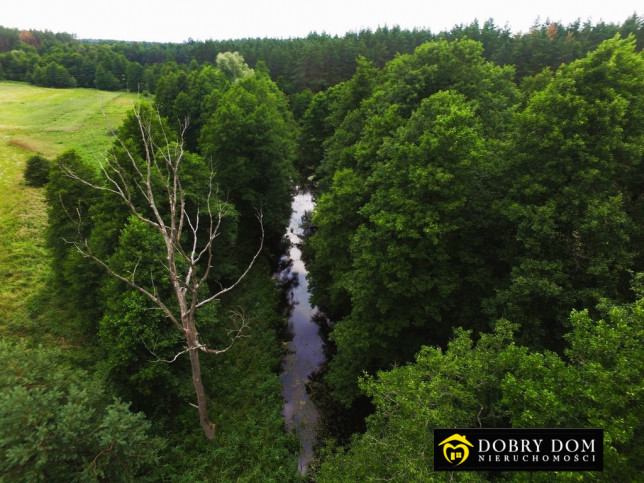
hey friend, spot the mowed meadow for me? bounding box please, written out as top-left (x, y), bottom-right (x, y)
top-left (0, 81), bottom-right (137, 343)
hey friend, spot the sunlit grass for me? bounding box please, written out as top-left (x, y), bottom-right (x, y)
top-left (0, 144), bottom-right (48, 338)
top-left (0, 81), bottom-right (137, 344)
top-left (0, 81), bottom-right (136, 159)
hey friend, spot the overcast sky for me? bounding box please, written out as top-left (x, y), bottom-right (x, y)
top-left (3, 1), bottom-right (641, 43)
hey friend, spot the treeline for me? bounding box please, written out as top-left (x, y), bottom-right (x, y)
top-left (1, 15), bottom-right (643, 94)
top-left (5, 55), bottom-right (302, 480)
top-left (2, 16), bottom-right (643, 481)
top-left (301, 34), bottom-right (644, 480)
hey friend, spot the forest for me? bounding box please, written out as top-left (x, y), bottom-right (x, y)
top-left (0, 14), bottom-right (643, 482)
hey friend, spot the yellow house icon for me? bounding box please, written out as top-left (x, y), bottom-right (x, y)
top-left (438, 434), bottom-right (474, 466)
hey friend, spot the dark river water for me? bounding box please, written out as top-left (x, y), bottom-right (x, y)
top-left (279, 191), bottom-right (324, 473)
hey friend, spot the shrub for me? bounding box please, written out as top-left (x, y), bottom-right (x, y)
top-left (24, 154), bottom-right (50, 187)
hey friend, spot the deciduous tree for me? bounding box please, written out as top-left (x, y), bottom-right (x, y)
top-left (199, 73), bottom-right (296, 257)
top-left (317, 292), bottom-right (644, 481)
top-left (490, 35), bottom-right (644, 349)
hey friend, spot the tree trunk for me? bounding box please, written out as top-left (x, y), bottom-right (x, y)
top-left (186, 325), bottom-right (216, 440)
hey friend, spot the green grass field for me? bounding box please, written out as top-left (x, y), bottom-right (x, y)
top-left (0, 81), bottom-right (137, 342)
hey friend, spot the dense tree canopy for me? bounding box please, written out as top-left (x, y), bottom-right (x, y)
top-left (199, 72), bottom-right (296, 256)
top-left (35, 46), bottom-right (301, 474)
top-left (300, 33), bottom-right (644, 477)
top-left (306, 38), bottom-right (520, 404)
top-left (1, 16), bottom-right (642, 94)
top-left (0, 339), bottom-right (165, 481)
top-left (489, 35), bottom-right (644, 349)
top-left (316, 292), bottom-right (644, 481)
top-left (5, 15), bottom-right (644, 481)
top-left (46, 150), bottom-right (103, 332)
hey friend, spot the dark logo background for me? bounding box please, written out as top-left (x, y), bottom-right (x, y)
top-left (434, 428), bottom-right (603, 471)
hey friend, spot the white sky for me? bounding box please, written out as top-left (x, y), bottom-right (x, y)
top-left (2, 1), bottom-right (641, 43)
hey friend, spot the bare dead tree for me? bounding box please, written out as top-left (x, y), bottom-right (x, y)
top-left (62, 106), bottom-right (263, 440)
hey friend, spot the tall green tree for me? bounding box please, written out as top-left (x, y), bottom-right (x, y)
top-left (155, 65), bottom-right (230, 151)
top-left (199, 72), bottom-right (296, 257)
top-left (216, 51), bottom-right (254, 81)
top-left (94, 62), bottom-right (121, 91)
top-left (32, 61), bottom-right (76, 88)
top-left (325, 91), bottom-right (499, 404)
top-left (306, 39), bottom-right (518, 405)
top-left (46, 150), bottom-right (103, 333)
top-left (97, 217), bottom-right (187, 416)
top-left (23, 154), bottom-right (50, 187)
top-left (126, 61), bottom-right (145, 92)
top-left (296, 90), bottom-right (331, 180)
top-left (490, 35), bottom-right (644, 349)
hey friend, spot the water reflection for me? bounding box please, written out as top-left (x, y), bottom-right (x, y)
top-left (279, 191), bottom-right (324, 473)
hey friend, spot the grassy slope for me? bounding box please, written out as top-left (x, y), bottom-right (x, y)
top-left (0, 81), bottom-right (136, 342)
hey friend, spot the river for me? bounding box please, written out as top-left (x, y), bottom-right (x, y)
top-left (279, 191), bottom-right (324, 473)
